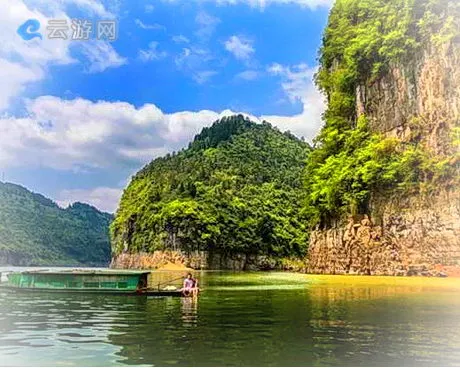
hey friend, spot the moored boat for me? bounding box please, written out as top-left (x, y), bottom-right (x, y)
top-left (0, 269), bottom-right (189, 297)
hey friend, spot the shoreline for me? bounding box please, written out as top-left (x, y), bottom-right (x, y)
top-left (110, 251), bottom-right (460, 277)
top-left (2, 264), bottom-right (460, 278)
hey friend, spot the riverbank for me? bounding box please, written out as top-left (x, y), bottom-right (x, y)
top-left (111, 250), bottom-right (308, 272)
top-left (111, 250), bottom-right (460, 277)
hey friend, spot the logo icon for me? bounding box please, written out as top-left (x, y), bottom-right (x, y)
top-left (17, 19), bottom-right (42, 40)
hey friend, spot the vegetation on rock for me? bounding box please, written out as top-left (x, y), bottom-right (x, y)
top-left (0, 182), bottom-right (112, 266)
top-left (305, 0), bottom-right (460, 226)
top-left (111, 115), bottom-right (310, 259)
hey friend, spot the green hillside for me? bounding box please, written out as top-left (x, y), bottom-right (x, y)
top-left (0, 182), bottom-right (112, 266)
top-left (111, 115), bottom-right (310, 259)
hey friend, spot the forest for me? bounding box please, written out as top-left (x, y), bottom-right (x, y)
top-left (111, 116), bottom-right (310, 259)
top-left (0, 182), bottom-right (112, 266)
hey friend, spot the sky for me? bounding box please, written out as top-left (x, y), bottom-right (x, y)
top-left (0, 0), bottom-right (332, 213)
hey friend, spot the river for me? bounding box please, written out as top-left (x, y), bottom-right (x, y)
top-left (0, 269), bottom-right (460, 366)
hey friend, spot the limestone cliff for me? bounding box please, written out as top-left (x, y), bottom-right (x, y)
top-left (356, 43), bottom-right (459, 156)
top-left (308, 191), bottom-right (460, 276)
top-left (307, 1), bottom-right (460, 276)
top-left (111, 250), bottom-right (281, 271)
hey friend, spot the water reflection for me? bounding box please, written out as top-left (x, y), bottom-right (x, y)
top-left (0, 271), bottom-right (460, 366)
top-left (180, 296), bottom-right (198, 328)
top-left (0, 291), bottom-right (138, 366)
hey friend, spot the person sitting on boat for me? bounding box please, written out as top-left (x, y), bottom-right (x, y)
top-left (182, 273), bottom-right (199, 296)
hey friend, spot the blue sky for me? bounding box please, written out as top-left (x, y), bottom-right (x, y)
top-left (0, 0), bottom-right (332, 212)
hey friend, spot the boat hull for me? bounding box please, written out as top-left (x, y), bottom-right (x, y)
top-left (6, 270), bottom-right (147, 292)
top-left (1, 270), bottom-right (194, 297)
top-left (0, 284), bottom-right (187, 297)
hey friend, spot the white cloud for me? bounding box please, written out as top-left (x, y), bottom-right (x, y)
top-left (0, 0), bottom-right (125, 111)
top-left (263, 63), bottom-right (325, 139)
top-left (0, 59), bottom-right (43, 111)
top-left (61, 0), bottom-right (113, 17)
top-left (79, 41), bottom-right (127, 73)
top-left (225, 35), bottom-right (255, 60)
top-left (0, 96), bottom-right (241, 171)
top-left (267, 63), bottom-right (284, 74)
top-left (25, 0), bottom-right (114, 18)
top-left (57, 187), bottom-right (123, 213)
top-left (145, 4), bottom-right (155, 13)
top-left (172, 35), bottom-right (190, 44)
top-left (193, 70), bottom-right (218, 84)
top-left (175, 47), bottom-right (217, 83)
top-left (138, 42), bottom-right (167, 62)
top-left (0, 0), bottom-right (74, 110)
top-left (134, 19), bottom-right (165, 30)
top-left (162, 0), bottom-right (332, 9)
top-left (0, 64), bottom-right (324, 171)
top-left (171, 12), bottom-right (222, 84)
top-left (0, 75), bottom-right (324, 172)
top-left (195, 11), bottom-right (220, 40)
top-left (235, 70), bottom-right (260, 81)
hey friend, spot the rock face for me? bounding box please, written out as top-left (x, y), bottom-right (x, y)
top-left (111, 250), bottom-right (279, 271)
top-left (356, 43), bottom-right (459, 156)
top-left (307, 39), bottom-right (460, 276)
top-left (308, 191), bottom-right (460, 276)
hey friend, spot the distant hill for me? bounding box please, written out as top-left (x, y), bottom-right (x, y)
top-left (0, 182), bottom-right (112, 266)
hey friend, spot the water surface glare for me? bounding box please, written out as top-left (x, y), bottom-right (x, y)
top-left (1, 270), bottom-right (460, 366)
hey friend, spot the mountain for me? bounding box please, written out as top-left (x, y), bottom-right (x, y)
top-left (0, 182), bottom-right (113, 266)
top-left (111, 115), bottom-right (310, 269)
top-left (305, 0), bottom-right (460, 275)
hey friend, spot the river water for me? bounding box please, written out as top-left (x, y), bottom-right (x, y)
top-left (0, 269), bottom-right (460, 366)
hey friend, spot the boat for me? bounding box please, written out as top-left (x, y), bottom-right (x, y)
top-left (0, 269), bottom-right (191, 297)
